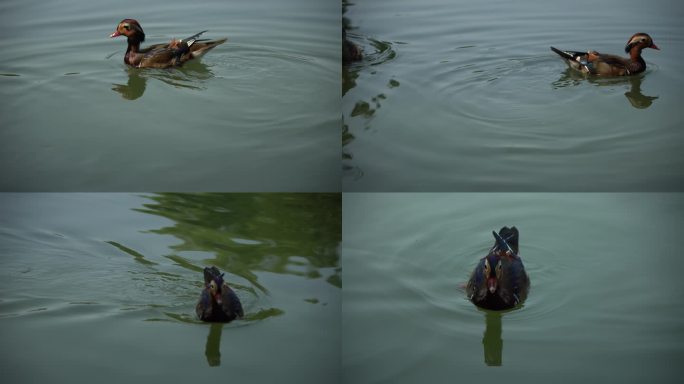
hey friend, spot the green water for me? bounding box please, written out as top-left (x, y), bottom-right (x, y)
top-left (0, 193), bottom-right (341, 382)
top-left (342, 193), bottom-right (684, 383)
top-left (0, 0), bottom-right (339, 191)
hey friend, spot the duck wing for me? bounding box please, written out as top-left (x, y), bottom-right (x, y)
top-left (220, 284), bottom-right (244, 319)
top-left (590, 53), bottom-right (633, 76)
top-left (196, 288), bottom-right (214, 321)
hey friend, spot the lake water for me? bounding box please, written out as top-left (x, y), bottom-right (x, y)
top-left (342, 193), bottom-right (684, 383)
top-left (343, 0), bottom-right (684, 191)
top-left (0, 193), bottom-right (341, 382)
top-left (0, 0), bottom-right (340, 191)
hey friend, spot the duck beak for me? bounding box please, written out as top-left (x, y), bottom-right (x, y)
top-left (650, 43), bottom-right (660, 50)
top-left (487, 277), bottom-right (497, 293)
top-left (110, 31), bottom-right (121, 38)
top-left (214, 292), bottom-right (223, 305)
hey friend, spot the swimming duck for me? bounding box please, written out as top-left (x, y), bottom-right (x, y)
top-left (196, 266), bottom-right (244, 322)
top-left (343, 29), bottom-right (362, 65)
top-left (466, 227), bottom-right (530, 310)
top-left (110, 19), bottom-right (227, 68)
top-left (550, 33), bottom-right (659, 76)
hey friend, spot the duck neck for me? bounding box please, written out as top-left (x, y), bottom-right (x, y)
top-left (126, 36), bottom-right (141, 54)
top-left (124, 36), bottom-right (142, 66)
top-left (628, 46), bottom-right (644, 63)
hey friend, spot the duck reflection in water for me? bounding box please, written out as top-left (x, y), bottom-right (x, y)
top-left (624, 75), bottom-right (659, 109)
top-left (111, 61), bottom-right (215, 100)
top-left (204, 323), bottom-right (224, 366)
top-left (482, 311), bottom-right (503, 366)
top-left (552, 69), bottom-right (658, 109)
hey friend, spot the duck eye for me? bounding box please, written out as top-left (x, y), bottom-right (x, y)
top-left (123, 24), bottom-right (130, 30)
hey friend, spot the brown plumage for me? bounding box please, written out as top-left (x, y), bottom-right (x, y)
top-left (110, 19), bottom-right (227, 68)
top-left (550, 33), bottom-right (659, 76)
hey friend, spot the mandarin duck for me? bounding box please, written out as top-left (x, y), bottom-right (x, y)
top-left (466, 227), bottom-right (530, 310)
top-left (196, 266), bottom-right (244, 322)
top-left (343, 29), bottom-right (362, 65)
top-left (550, 33), bottom-right (659, 76)
top-left (110, 19), bottom-right (227, 68)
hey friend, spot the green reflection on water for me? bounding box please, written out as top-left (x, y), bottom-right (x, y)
top-left (135, 193), bottom-right (341, 292)
top-left (106, 240), bottom-right (159, 266)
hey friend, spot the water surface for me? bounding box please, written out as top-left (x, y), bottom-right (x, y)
top-left (0, 193), bottom-right (341, 382)
top-left (0, 0), bottom-right (340, 191)
top-left (343, 0), bottom-right (684, 191)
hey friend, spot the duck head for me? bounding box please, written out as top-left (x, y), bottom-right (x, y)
top-left (482, 253), bottom-right (502, 294)
top-left (110, 19), bottom-right (145, 43)
top-left (624, 33), bottom-right (659, 53)
top-left (203, 266), bottom-right (226, 305)
top-left (208, 276), bottom-right (225, 304)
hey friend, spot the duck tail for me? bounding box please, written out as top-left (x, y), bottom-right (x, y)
top-left (493, 226), bottom-right (519, 255)
top-left (183, 30), bottom-right (208, 47)
top-left (550, 46), bottom-right (574, 60)
top-left (190, 38), bottom-right (227, 57)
